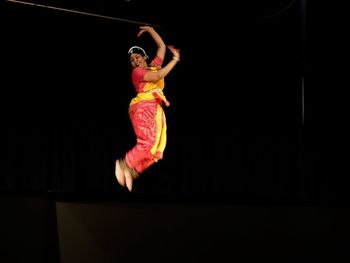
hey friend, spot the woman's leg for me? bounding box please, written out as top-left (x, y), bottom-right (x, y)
top-left (126, 102), bottom-right (167, 174)
top-left (115, 102), bottom-right (166, 191)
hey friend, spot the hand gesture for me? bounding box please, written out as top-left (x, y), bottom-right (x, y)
top-left (137, 26), bottom-right (154, 37)
top-left (167, 45), bottom-right (180, 60)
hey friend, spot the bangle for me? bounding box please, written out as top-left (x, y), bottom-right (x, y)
top-left (173, 56), bottom-right (180, 62)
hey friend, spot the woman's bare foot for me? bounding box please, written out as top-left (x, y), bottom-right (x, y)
top-left (115, 160), bottom-right (125, 187)
top-left (124, 169), bottom-right (133, 192)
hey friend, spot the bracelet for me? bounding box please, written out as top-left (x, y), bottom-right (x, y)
top-left (172, 56), bottom-right (180, 62)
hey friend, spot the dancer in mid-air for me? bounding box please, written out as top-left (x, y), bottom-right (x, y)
top-left (115, 25), bottom-right (180, 192)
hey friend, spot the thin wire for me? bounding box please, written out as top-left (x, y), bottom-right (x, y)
top-left (264, 0), bottom-right (297, 18)
top-left (5, 0), bottom-right (161, 28)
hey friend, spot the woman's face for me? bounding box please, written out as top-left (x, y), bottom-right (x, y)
top-left (130, 53), bottom-right (146, 68)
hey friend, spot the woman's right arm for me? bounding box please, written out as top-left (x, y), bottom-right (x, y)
top-left (137, 26), bottom-right (166, 60)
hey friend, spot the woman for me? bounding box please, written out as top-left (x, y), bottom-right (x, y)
top-left (115, 26), bottom-right (180, 192)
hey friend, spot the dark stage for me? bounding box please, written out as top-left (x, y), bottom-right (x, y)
top-left (3, 1), bottom-right (343, 262)
top-left (1, 195), bottom-right (349, 263)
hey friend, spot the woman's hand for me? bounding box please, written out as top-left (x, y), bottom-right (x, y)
top-left (137, 26), bottom-right (154, 37)
top-left (167, 45), bottom-right (181, 61)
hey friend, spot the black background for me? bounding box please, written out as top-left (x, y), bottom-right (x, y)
top-left (3, 0), bottom-right (308, 204)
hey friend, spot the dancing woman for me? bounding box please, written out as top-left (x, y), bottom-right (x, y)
top-left (115, 26), bottom-right (180, 192)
